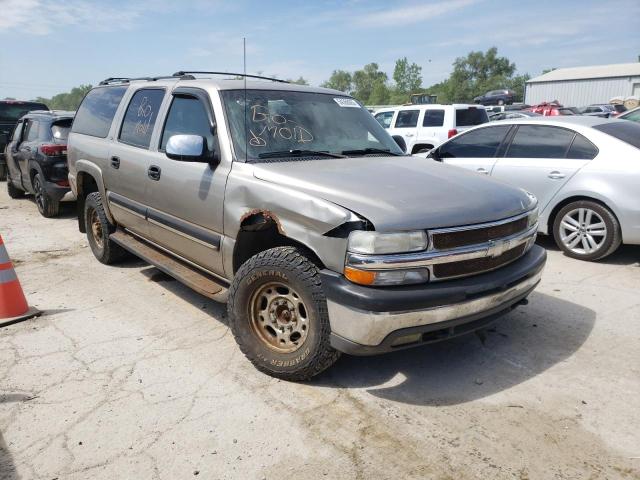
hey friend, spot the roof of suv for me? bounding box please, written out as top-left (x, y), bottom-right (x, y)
top-left (100, 77), bottom-right (346, 96)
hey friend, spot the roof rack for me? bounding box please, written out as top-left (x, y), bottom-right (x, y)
top-left (172, 71), bottom-right (289, 83)
top-left (98, 74), bottom-right (195, 86)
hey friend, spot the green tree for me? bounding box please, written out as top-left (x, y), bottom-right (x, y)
top-left (34, 84), bottom-right (93, 110)
top-left (321, 69), bottom-right (352, 93)
top-left (393, 57), bottom-right (422, 95)
top-left (504, 73), bottom-right (531, 103)
top-left (352, 63), bottom-right (387, 104)
top-left (369, 81), bottom-right (391, 105)
top-left (287, 76), bottom-right (309, 85)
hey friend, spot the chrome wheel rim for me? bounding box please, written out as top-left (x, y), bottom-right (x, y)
top-left (249, 281), bottom-right (309, 353)
top-left (33, 176), bottom-right (44, 212)
top-left (559, 208), bottom-right (607, 255)
top-left (89, 208), bottom-right (104, 250)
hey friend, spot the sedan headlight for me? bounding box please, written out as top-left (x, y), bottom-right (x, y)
top-left (527, 206), bottom-right (539, 229)
top-left (347, 230), bottom-right (428, 255)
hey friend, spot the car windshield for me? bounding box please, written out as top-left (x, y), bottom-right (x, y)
top-left (0, 103), bottom-right (48, 122)
top-left (593, 121), bottom-right (640, 149)
top-left (220, 89), bottom-right (404, 161)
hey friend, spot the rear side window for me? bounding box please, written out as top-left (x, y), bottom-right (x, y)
top-left (567, 134), bottom-right (598, 159)
top-left (119, 88), bottom-right (165, 148)
top-left (439, 126), bottom-right (510, 158)
top-left (51, 119), bottom-right (73, 144)
top-left (72, 86), bottom-right (127, 138)
top-left (593, 121), bottom-right (640, 149)
top-left (374, 111), bottom-right (394, 128)
top-left (455, 108), bottom-right (488, 127)
top-left (422, 110), bottom-right (444, 127)
top-left (506, 125), bottom-right (574, 158)
top-left (395, 110), bottom-right (419, 128)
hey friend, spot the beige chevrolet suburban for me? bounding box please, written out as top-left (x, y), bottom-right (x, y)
top-left (67, 72), bottom-right (545, 380)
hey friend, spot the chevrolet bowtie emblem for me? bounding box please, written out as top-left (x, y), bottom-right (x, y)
top-left (488, 238), bottom-right (512, 257)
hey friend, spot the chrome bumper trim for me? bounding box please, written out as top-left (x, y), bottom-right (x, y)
top-left (327, 269), bottom-right (542, 346)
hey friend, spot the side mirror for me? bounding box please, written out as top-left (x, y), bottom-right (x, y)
top-left (392, 135), bottom-right (406, 154)
top-left (166, 134), bottom-right (207, 162)
top-left (428, 148), bottom-right (441, 161)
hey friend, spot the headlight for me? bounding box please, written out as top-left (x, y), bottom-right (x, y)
top-left (347, 230), bottom-right (428, 254)
top-left (527, 206), bottom-right (539, 229)
top-left (344, 266), bottom-right (430, 286)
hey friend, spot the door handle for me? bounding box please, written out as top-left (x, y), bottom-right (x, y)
top-left (110, 156), bottom-right (120, 169)
top-left (548, 171), bottom-right (566, 180)
top-left (477, 167), bottom-right (489, 174)
top-left (148, 165), bottom-right (161, 181)
top-left (405, 133), bottom-right (415, 137)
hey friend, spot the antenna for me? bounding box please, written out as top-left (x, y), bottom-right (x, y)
top-left (243, 37), bottom-right (248, 163)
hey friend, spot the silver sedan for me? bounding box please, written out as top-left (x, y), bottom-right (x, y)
top-left (427, 116), bottom-right (640, 261)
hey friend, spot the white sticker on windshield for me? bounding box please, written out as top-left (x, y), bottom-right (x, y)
top-left (334, 97), bottom-right (360, 108)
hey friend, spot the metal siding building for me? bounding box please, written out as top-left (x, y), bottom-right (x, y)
top-left (525, 63), bottom-right (640, 107)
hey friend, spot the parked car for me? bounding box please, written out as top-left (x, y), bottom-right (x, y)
top-left (67, 73), bottom-right (544, 380)
top-left (579, 104), bottom-right (616, 118)
top-left (490, 111), bottom-right (542, 121)
top-left (374, 104), bottom-right (489, 153)
top-left (427, 116), bottom-right (640, 261)
top-left (524, 102), bottom-right (579, 116)
top-left (4, 110), bottom-right (75, 217)
top-left (617, 106), bottom-right (640, 123)
top-left (473, 89), bottom-right (515, 106)
top-left (0, 100), bottom-right (49, 181)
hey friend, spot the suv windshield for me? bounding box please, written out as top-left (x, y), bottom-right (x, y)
top-left (220, 90), bottom-right (403, 161)
top-left (0, 102), bottom-right (48, 122)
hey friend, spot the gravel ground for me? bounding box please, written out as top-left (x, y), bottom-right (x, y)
top-left (1, 188), bottom-right (639, 480)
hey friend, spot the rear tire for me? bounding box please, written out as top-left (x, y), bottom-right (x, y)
top-left (0, 164), bottom-right (7, 181)
top-left (228, 246), bottom-right (340, 381)
top-left (552, 200), bottom-right (621, 261)
top-left (84, 191), bottom-right (126, 264)
top-left (7, 178), bottom-right (25, 199)
top-left (33, 173), bottom-right (59, 217)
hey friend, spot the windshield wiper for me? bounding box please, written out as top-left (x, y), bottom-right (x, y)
top-left (257, 149), bottom-right (346, 159)
top-left (341, 148), bottom-right (404, 156)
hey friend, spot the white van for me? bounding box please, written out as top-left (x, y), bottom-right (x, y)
top-left (374, 104), bottom-right (489, 154)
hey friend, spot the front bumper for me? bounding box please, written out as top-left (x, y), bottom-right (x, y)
top-left (322, 245), bottom-right (546, 355)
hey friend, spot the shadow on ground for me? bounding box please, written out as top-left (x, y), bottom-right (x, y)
top-left (318, 291), bottom-right (595, 406)
top-left (0, 433), bottom-right (17, 480)
top-left (125, 260), bottom-right (595, 407)
top-left (536, 235), bottom-right (639, 266)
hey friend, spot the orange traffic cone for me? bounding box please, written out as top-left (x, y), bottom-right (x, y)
top-left (0, 234), bottom-right (40, 327)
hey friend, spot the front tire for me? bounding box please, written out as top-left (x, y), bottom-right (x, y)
top-left (553, 200), bottom-right (621, 261)
top-left (7, 178), bottom-right (24, 199)
top-left (84, 191), bottom-right (126, 264)
top-left (228, 246), bottom-right (340, 381)
top-left (32, 173), bottom-right (59, 217)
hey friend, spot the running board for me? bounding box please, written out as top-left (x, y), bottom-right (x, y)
top-left (110, 230), bottom-right (228, 302)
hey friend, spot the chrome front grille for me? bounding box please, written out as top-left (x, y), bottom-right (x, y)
top-left (345, 210), bottom-right (538, 282)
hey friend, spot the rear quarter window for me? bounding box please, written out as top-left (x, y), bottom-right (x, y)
top-left (593, 121), bottom-right (640, 149)
top-left (51, 119), bottom-right (73, 144)
top-left (71, 86), bottom-right (127, 138)
top-left (455, 108), bottom-right (488, 127)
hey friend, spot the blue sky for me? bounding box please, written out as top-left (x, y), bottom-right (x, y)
top-left (1, 0), bottom-right (639, 99)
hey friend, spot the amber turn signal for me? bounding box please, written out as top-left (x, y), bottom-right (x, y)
top-left (344, 266), bottom-right (377, 286)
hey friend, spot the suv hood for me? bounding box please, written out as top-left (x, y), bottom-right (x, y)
top-left (252, 156), bottom-right (534, 231)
